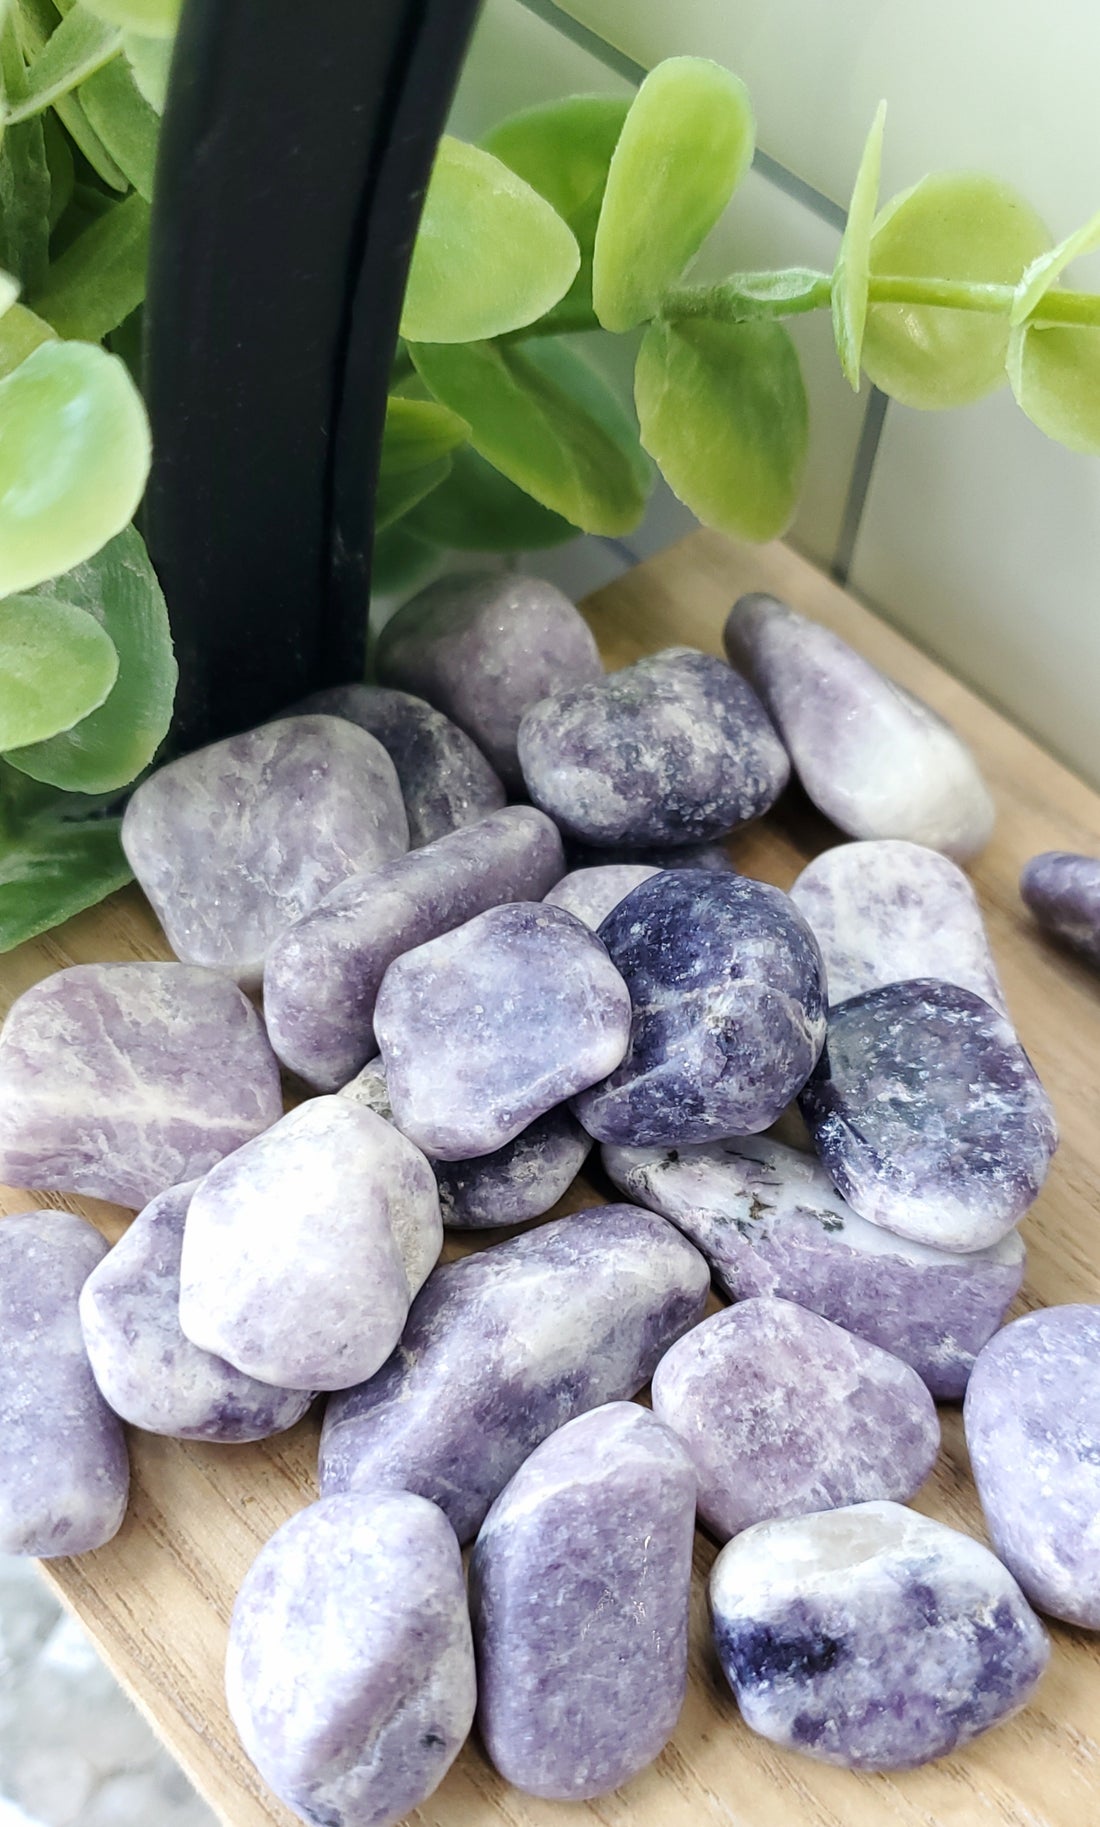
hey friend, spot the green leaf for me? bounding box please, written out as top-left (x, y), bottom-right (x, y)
top-left (592, 56), bottom-right (755, 333)
top-left (374, 394), bottom-right (467, 532)
top-left (832, 101), bottom-right (886, 389)
top-left (122, 28), bottom-right (168, 109)
top-left (635, 316), bottom-right (808, 541)
top-left (400, 136), bottom-right (580, 344)
top-left (31, 188), bottom-right (149, 337)
top-left (863, 173), bottom-right (1050, 407)
top-left (79, 50), bottom-right (156, 196)
top-left (80, 0), bottom-right (177, 35)
top-left (0, 298), bottom-right (54, 376)
top-left (0, 15), bottom-right (50, 290)
top-left (375, 456), bottom-right (451, 534)
top-left (406, 443), bottom-right (576, 551)
top-left (42, 108), bottom-right (73, 228)
top-left (50, 85), bottom-right (126, 187)
top-left (4, 4), bottom-right (120, 123)
top-left (1006, 321), bottom-right (1100, 454)
top-left (1012, 207), bottom-right (1100, 325)
top-left (666, 268), bottom-right (831, 323)
top-left (410, 335), bottom-right (649, 535)
top-left (0, 591), bottom-right (118, 745)
top-left (370, 522), bottom-right (439, 596)
top-left (0, 787), bottom-right (132, 950)
top-left (49, 174), bottom-right (113, 253)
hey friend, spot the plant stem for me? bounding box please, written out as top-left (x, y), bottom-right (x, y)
top-left (867, 273), bottom-right (1100, 327)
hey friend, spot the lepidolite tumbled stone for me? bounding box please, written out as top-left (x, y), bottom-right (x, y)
top-left (375, 901), bottom-right (631, 1160)
top-left (472, 1403), bottom-right (695, 1800)
top-left (226, 1491), bottom-right (475, 1827)
top-left (725, 594), bottom-right (995, 861)
top-left (604, 1133), bottom-right (1024, 1398)
top-left (264, 807), bottom-right (564, 1092)
top-left (518, 646), bottom-right (789, 848)
top-left (319, 1206), bottom-right (709, 1542)
top-left (574, 871), bottom-right (826, 1147)
top-left (122, 715), bottom-right (409, 986)
top-left (710, 1501), bottom-right (1049, 1769)
top-left (799, 979), bottom-right (1057, 1252)
top-left (543, 863), bottom-right (661, 930)
top-left (652, 1298), bottom-right (938, 1540)
top-left (1020, 851), bottom-right (1100, 967)
top-left (81, 1184), bottom-right (312, 1442)
top-left (566, 839), bottom-right (736, 874)
top-left (0, 963), bottom-right (282, 1207)
top-left (0, 1212), bottom-right (129, 1556)
top-left (965, 1305), bottom-right (1100, 1627)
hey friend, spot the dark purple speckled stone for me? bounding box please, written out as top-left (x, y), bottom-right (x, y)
top-left (1020, 852), bottom-right (1100, 968)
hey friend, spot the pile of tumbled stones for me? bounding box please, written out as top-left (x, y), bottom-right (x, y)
top-left (1, 568), bottom-right (1098, 1825)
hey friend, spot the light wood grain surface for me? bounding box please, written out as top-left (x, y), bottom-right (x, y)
top-left (6, 527), bottom-right (1100, 1827)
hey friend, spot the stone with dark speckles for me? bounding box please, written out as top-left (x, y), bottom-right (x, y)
top-left (1020, 852), bottom-right (1100, 968)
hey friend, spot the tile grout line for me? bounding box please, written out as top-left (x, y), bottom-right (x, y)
top-left (831, 387), bottom-right (888, 586)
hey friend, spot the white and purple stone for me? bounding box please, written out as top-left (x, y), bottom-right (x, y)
top-left (226, 1491), bottom-right (475, 1827)
top-left (375, 901), bottom-right (631, 1161)
top-left (80, 1183), bottom-right (313, 1442)
top-left (517, 646), bottom-right (789, 848)
top-left (471, 1403), bottom-right (696, 1799)
top-left (0, 963), bottom-right (283, 1208)
top-left (319, 1205), bottom-right (709, 1542)
top-left (724, 594), bottom-right (995, 861)
top-left (709, 1501), bottom-right (1049, 1769)
top-left (375, 572), bottom-right (602, 788)
top-left (0, 1212), bottom-right (129, 1556)
top-left (1020, 852), bottom-right (1100, 968)
top-left (799, 979), bottom-right (1057, 1252)
top-left (603, 1133), bottom-right (1024, 1398)
top-left (180, 1097), bottom-right (442, 1391)
top-left (651, 1297), bottom-right (939, 1540)
top-left (264, 806), bottom-right (565, 1092)
top-left (965, 1304), bottom-right (1100, 1628)
top-left (543, 863), bottom-right (661, 930)
top-left (122, 715), bottom-right (409, 987)
top-left (574, 872), bottom-right (826, 1147)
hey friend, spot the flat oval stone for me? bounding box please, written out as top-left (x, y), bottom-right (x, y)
top-left (375, 572), bottom-right (601, 788)
top-left (0, 963), bottom-right (282, 1207)
top-left (710, 1500), bottom-right (1049, 1769)
top-left (574, 871), bottom-right (827, 1147)
top-left (965, 1305), bottom-right (1100, 1627)
top-left (518, 646), bottom-right (789, 848)
top-left (0, 1212), bottom-right (129, 1556)
top-left (652, 1297), bottom-right (938, 1540)
top-left (799, 979), bottom-right (1057, 1251)
top-left (180, 1098), bottom-right (442, 1391)
top-left (604, 1133), bottom-right (1024, 1398)
top-left (226, 1491), bottom-right (475, 1827)
top-left (375, 901), bottom-right (631, 1160)
top-left (319, 1205), bottom-right (709, 1542)
top-left (80, 1183), bottom-right (313, 1442)
top-left (1020, 851), bottom-right (1100, 967)
top-left (544, 863), bottom-right (661, 930)
top-left (122, 715), bottom-right (409, 987)
top-left (472, 1403), bottom-right (696, 1799)
top-left (725, 593), bottom-right (995, 860)
top-left (792, 839), bottom-right (1008, 1014)
top-left (264, 806), bottom-right (564, 1092)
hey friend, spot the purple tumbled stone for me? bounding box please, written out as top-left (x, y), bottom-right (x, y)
top-left (122, 715), bottom-right (409, 987)
top-left (725, 594), bottom-right (995, 860)
top-left (574, 871), bottom-right (827, 1147)
top-left (1020, 851), bottom-right (1100, 968)
top-left (0, 963), bottom-right (282, 1207)
top-left (565, 839), bottom-right (736, 873)
top-left (471, 1403), bottom-right (695, 1799)
top-left (710, 1501), bottom-right (1049, 1769)
top-left (226, 1491), bottom-right (475, 1827)
top-left (319, 1205), bottom-right (709, 1542)
top-left (965, 1305), bottom-right (1100, 1627)
top-left (543, 863), bottom-right (661, 930)
top-left (518, 646), bottom-right (789, 848)
top-left (799, 979), bottom-right (1057, 1252)
top-left (0, 1212), bottom-right (129, 1556)
top-left (80, 1183), bottom-right (312, 1442)
top-left (264, 806), bottom-right (564, 1092)
top-left (375, 572), bottom-right (602, 788)
top-left (603, 1133), bottom-right (1024, 1399)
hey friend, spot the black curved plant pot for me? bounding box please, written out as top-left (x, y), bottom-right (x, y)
top-left (144, 0), bottom-right (480, 755)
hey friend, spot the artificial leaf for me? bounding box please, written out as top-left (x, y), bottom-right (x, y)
top-left (374, 394), bottom-right (467, 532)
top-left (0, 299), bottom-right (54, 376)
top-left (4, 4), bottom-right (120, 122)
top-left (49, 175), bottom-right (114, 253)
top-left (0, 591), bottom-right (118, 745)
top-left (31, 187), bottom-right (149, 337)
top-left (0, 14), bottom-right (50, 290)
top-left (42, 109), bottom-right (73, 228)
top-left (375, 456), bottom-right (451, 533)
top-left (122, 28), bottom-right (169, 109)
top-left (81, 0), bottom-right (177, 35)
top-left (406, 444), bottom-right (576, 550)
top-left (634, 316), bottom-right (807, 541)
top-left (666, 268), bottom-right (831, 322)
top-left (1012, 207), bottom-right (1100, 325)
top-left (592, 56), bottom-right (755, 333)
top-left (0, 791), bottom-right (131, 950)
top-left (370, 521), bottom-right (439, 596)
top-left (1006, 321), bottom-right (1100, 454)
top-left (51, 86), bottom-right (127, 187)
top-left (79, 50), bottom-right (157, 197)
top-left (832, 100), bottom-right (886, 389)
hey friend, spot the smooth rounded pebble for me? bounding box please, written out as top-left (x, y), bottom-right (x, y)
top-left (1020, 852), bottom-right (1100, 968)
top-left (543, 863), bottom-right (661, 930)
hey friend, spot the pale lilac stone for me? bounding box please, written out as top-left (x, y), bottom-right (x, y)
top-left (80, 1183), bottom-right (312, 1442)
top-left (543, 864), bottom-right (660, 930)
top-left (471, 1403), bottom-right (695, 1799)
top-left (1020, 851), bottom-right (1100, 967)
top-left (226, 1491), bottom-right (475, 1827)
top-left (122, 715), bottom-right (409, 987)
top-left (799, 980), bottom-right (1057, 1252)
top-left (264, 807), bottom-right (564, 1092)
top-left (518, 647), bottom-right (789, 848)
top-left (965, 1305), bottom-right (1100, 1627)
top-left (375, 901), bottom-right (631, 1161)
top-left (792, 840), bottom-right (1008, 1015)
top-left (0, 1212), bottom-right (129, 1556)
top-left (574, 872), bottom-right (826, 1147)
top-left (319, 1205), bottom-right (709, 1542)
top-left (725, 594), bottom-right (995, 861)
top-left (603, 1133), bottom-right (1024, 1399)
top-left (0, 963), bottom-right (282, 1208)
top-left (375, 572), bottom-right (602, 788)
top-left (180, 1098), bottom-right (441, 1391)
